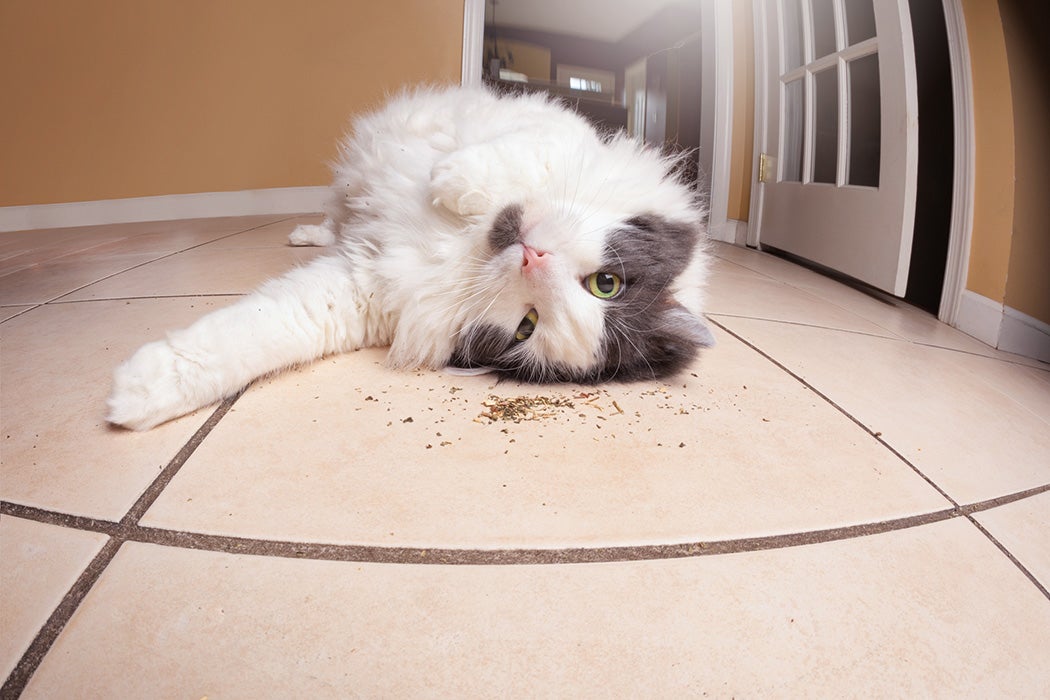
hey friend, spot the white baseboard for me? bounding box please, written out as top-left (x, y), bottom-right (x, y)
top-left (708, 218), bottom-right (748, 245)
top-left (955, 289), bottom-right (1050, 363)
top-left (0, 186), bottom-right (328, 233)
top-left (956, 290), bottom-right (1003, 347)
top-left (998, 306), bottom-right (1050, 363)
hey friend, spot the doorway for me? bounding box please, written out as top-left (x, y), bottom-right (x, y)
top-left (904, 0), bottom-right (954, 315)
top-left (748, 0), bottom-right (966, 320)
top-left (463, 0), bottom-right (713, 187)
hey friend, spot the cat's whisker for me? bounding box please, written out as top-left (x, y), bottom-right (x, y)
top-left (621, 275), bottom-right (676, 320)
top-left (609, 317), bottom-right (657, 379)
top-left (449, 279), bottom-right (510, 340)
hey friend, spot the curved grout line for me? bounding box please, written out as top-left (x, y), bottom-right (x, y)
top-left (4, 484), bottom-right (1048, 697)
top-left (3, 483), bottom-right (1047, 567)
top-left (2, 305), bottom-right (1047, 694)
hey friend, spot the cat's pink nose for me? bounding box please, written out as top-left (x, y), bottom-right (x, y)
top-left (521, 244), bottom-right (548, 271)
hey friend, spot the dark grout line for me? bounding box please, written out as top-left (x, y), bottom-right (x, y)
top-left (40, 216), bottom-right (298, 307)
top-left (3, 483), bottom-right (1047, 696)
top-left (707, 318), bottom-right (962, 508)
top-left (708, 312), bottom-right (1049, 372)
top-left (132, 508), bottom-right (965, 565)
top-left (0, 538), bottom-right (123, 700)
top-left (121, 394), bottom-right (242, 525)
top-left (706, 312), bottom-right (897, 342)
top-left (46, 293), bottom-right (245, 306)
top-left (965, 515), bottom-right (1050, 601)
top-left (0, 394), bottom-right (241, 698)
top-left (3, 484), bottom-right (1047, 568)
top-left (710, 317), bottom-right (1050, 603)
top-left (0, 216), bottom-right (296, 325)
top-left (958, 483), bottom-right (1050, 515)
top-left (0, 306), bottom-right (39, 326)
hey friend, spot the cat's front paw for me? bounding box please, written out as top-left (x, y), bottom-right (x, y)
top-left (430, 158), bottom-right (493, 216)
top-left (107, 340), bottom-right (204, 431)
top-left (288, 223), bottom-right (336, 247)
top-left (430, 139), bottom-right (553, 217)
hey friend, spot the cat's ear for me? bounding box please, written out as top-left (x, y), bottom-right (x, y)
top-left (664, 303), bottom-right (717, 348)
top-left (606, 300), bottom-right (715, 381)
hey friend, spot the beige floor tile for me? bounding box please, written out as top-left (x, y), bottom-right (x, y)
top-left (140, 328), bottom-right (949, 548)
top-left (706, 263), bottom-right (894, 336)
top-left (708, 242), bottom-right (1047, 364)
top-left (943, 350), bottom-right (1050, 421)
top-left (0, 252), bottom-right (162, 305)
top-left (0, 306), bottom-right (33, 323)
top-left (0, 216), bottom-right (285, 274)
top-left (716, 317), bottom-right (1050, 504)
top-left (0, 516), bottom-right (109, 681)
top-left (974, 491), bottom-right (1050, 590)
top-left (48, 215), bottom-right (296, 259)
top-left (204, 214), bottom-right (324, 249)
top-left (24, 519), bottom-right (1050, 698)
top-left (0, 215), bottom-right (298, 306)
top-left (0, 300), bottom-right (222, 520)
top-left (61, 244), bottom-right (324, 301)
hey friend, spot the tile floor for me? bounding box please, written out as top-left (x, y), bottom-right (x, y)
top-left (2, 215), bottom-right (1048, 697)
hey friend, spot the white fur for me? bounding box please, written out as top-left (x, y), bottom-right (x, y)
top-left (108, 86), bottom-right (707, 430)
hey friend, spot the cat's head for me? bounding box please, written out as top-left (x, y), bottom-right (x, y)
top-left (448, 201), bottom-right (714, 383)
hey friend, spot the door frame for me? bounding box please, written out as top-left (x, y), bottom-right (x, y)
top-left (459, 0), bottom-right (736, 243)
top-left (747, 0), bottom-right (975, 325)
top-left (461, 0), bottom-right (485, 86)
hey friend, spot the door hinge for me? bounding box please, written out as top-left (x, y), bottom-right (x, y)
top-left (758, 152), bottom-right (775, 183)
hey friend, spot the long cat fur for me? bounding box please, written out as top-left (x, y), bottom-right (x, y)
top-left (107, 85), bottom-right (713, 430)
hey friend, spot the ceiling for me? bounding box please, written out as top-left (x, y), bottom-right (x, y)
top-left (485, 0), bottom-right (693, 43)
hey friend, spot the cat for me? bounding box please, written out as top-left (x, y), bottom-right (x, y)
top-left (107, 85), bottom-right (714, 431)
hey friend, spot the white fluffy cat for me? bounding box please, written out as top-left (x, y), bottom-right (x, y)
top-left (107, 86), bottom-right (713, 430)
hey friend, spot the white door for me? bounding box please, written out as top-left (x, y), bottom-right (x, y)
top-left (752, 0), bottom-right (918, 296)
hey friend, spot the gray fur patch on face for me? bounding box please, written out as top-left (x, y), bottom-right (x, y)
top-left (594, 214), bottom-right (712, 381)
top-left (450, 213), bottom-right (712, 384)
top-left (450, 323), bottom-right (514, 371)
top-left (489, 204), bottom-right (523, 252)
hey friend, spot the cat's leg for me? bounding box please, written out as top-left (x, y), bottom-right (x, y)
top-left (289, 173), bottom-right (358, 246)
top-left (288, 220), bottom-right (337, 247)
top-left (107, 255), bottom-right (370, 430)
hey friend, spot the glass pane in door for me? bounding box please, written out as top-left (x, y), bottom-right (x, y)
top-left (848, 53), bottom-right (881, 186)
top-left (813, 67), bottom-right (838, 184)
top-left (782, 0), bottom-right (805, 71)
top-left (782, 78), bottom-right (805, 182)
top-left (844, 0), bottom-right (877, 45)
top-left (811, 0), bottom-right (837, 58)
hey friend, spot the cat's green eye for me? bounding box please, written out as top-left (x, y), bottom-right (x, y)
top-left (586, 272), bottom-right (623, 299)
top-left (515, 308), bottom-right (539, 341)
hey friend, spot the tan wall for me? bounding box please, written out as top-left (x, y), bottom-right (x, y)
top-left (0, 0), bottom-right (464, 207)
top-left (998, 0), bottom-right (1050, 325)
top-left (727, 0), bottom-right (755, 222)
top-left (959, 0), bottom-right (1015, 306)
